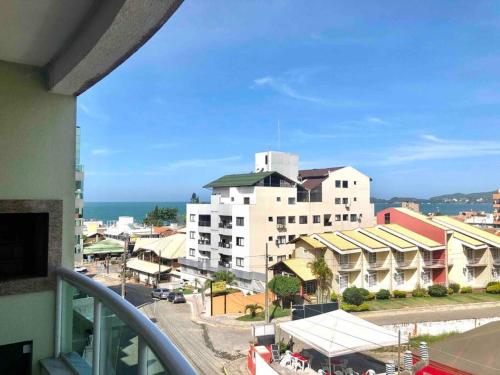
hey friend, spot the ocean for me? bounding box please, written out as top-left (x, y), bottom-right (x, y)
top-left (83, 201), bottom-right (493, 223)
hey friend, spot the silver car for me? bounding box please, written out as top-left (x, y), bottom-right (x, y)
top-left (151, 288), bottom-right (170, 299)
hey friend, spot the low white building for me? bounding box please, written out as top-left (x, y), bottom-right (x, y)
top-left (180, 151), bottom-right (375, 291)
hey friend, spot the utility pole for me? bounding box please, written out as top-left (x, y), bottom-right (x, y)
top-left (121, 235), bottom-right (129, 298)
top-left (265, 243), bottom-right (269, 324)
top-left (157, 248), bottom-right (162, 287)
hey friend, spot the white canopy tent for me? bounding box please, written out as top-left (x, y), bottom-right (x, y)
top-left (279, 309), bottom-right (407, 358)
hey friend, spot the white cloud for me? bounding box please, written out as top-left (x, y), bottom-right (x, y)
top-left (91, 148), bottom-right (118, 156)
top-left (254, 76), bottom-right (328, 105)
top-left (155, 155), bottom-right (242, 172)
top-left (365, 116), bottom-right (389, 125)
top-left (378, 135), bottom-right (500, 165)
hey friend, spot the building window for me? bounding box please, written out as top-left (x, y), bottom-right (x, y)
top-left (236, 237), bottom-right (244, 246)
top-left (231, 197), bottom-right (235, 202)
top-left (313, 215), bottom-right (320, 224)
top-left (288, 235), bottom-right (296, 242)
top-left (277, 255), bottom-right (286, 262)
top-left (342, 214), bottom-right (348, 221)
top-left (395, 271), bottom-right (404, 286)
top-left (350, 214), bottom-right (357, 222)
top-left (277, 236), bottom-right (286, 245)
top-left (342, 197), bottom-right (349, 204)
top-left (335, 198), bottom-right (341, 205)
top-left (367, 272), bottom-right (377, 287)
top-left (268, 216), bottom-right (273, 222)
top-left (354, 181), bottom-right (357, 185)
top-left (236, 257), bottom-right (244, 267)
top-left (189, 231), bottom-right (195, 239)
top-left (277, 197), bottom-right (281, 202)
top-left (339, 254), bottom-right (349, 265)
top-left (268, 256), bottom-right (273, 262)
top-left (288, 197), bottom-right (296, 204)
top-left (299, 216), bottom-right (308, 224)
top-left (342, 180), bottom-right (348, 188)
top-left (368, 252), bottom-right (377, 264)
top-left (353, 197), bottom-right (357, 202)
top-left (335, 214), bottom-right (341, 221)
top-left (236, 217), bottom-right (244, 226)
top-left (244, 197), bottom-right (250, 204)
top-left (288, 216), bottom-right (296, 223)
top-left (335, 180), bottom-right (341, 188)
top-left (268, 236), bottom-right (273, 241)
top-left (265, 155), bottom-right (268, 164)
top-left (190, 214), bottom-right (195, 222)
top-left (421, 270), bottom-right (431, 285)
top-left (384, 213), bottom-right (390, 224)
top-left (189, 248), bottom-right (195, 257)
top-left (396, 252), bottom-right (404, 263)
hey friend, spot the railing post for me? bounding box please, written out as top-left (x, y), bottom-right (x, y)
top-left (93, 300), bottom-right (102, 375)
top-left (138, 336), bottom-right (147, 375)
top-left (55, 274), bottom-right (62, 358)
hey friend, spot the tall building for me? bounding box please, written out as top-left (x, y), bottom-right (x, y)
top-left (180, 151), bottom-right (375, 291)
top-left (75, 126), bottom-right (84, 264)
top-left (493, 189), bottom-right (500, 228)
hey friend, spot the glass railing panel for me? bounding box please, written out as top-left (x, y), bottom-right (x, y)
top-left (61, 280), bottom-right (95, 369)
top-left (99, 304), bottom-right (139, 374)
top-left (147, 347), bottom-right (168, 375)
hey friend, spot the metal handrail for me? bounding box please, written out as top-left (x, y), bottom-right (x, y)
top-left (56, 267), bottom-right (197, 375)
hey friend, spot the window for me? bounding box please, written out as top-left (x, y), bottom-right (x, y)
top-left (268, 236), bottom-right (273, 241)
top-left (288, 235), bottom-right (296, 242)
top-left (466, 267), bottom-right (475, 282)
top-left (395, 271), bottom-right (404, 286)
top-left (421, 270), bottom-right (431, 285)
top-left (244, 197), bottom-right (250, 204)
top-left (335, 180), bottom-right (341, 188)
top-left (231, 197), bottom-right (235, 202)
top-left (265, 155), bottom-right (268, 164)
top-left (335, 214), bottom-right (341, 221)
top-left (189, 248), bottom-right (195, 257)
top-left (236, 257), bottom-right (244, 267)
top-left (236, 237), bottom-right (244, 246)
top-left (354, 181), bottom-right (357, 185)
top-left (342, 214), bottom-right (348, 221)
top-left (368, 252), bottom-right (377, 264)
top-left (335, 198), bottom-right (341, 204)
top-left (353, 197), bottom-right (357, 202)
top-left (396, 252), bottom-right (404, 263)
top-left (299, 216), bottom-right (308, 224)
top-left (313, 215), bottom-right (320, 223)
top-left (189, 231), bottom-right (195, 239)
top-left (342, 197), bottom-right (349, 204)
top-left (324, 214), bottom-right (332, 226)
top-left (288, 254), bottom-right (292, 259)
top-left (268, 216), bottom-right (273, 222)
top-left (350, 214), bottom-right (357, 222)
top-left (277, 255), bottom-right (286, 262)
top-left (288, 216), bottom-right (296, 224)
top-left (367, 272), bottom-right (377, 287)
top-left (189, 214), bottom-right (195, 222)
top-left (268, 256), bottom-right (273, 262)
top-left (276, 197), bottom-right (281, 202)
top-left (277, 236), bottom-right (286, 245)
top-left (342, 180), bottom-right (348, 188)
top-left (236, 217), bottom-right (244, 226)
top-left (339, 274), bottom-right (349, 290)
top-left (277, 216), bottom-right (286, 225)
top-left (384, 212), bottom-right (390, 224)
top-left (288, 197), bottom-right (296, 204)
top-left (339, 254), bottom-right (349, 265)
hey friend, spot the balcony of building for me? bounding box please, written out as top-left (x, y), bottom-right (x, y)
top-left (365, 252), bottom-right (390, 271)
top-left (218, 255), bottom-right (232, 269)
top-left (277, 216), bottom-right (287, 231)
top-left (394, 251), bottom-right (418, 270)
top-left (198, 214), bottom-right (211, 228)
top-left (422, 258), bottom-right (446, 268)
top-left (337, 253), bottom-right (361, 272)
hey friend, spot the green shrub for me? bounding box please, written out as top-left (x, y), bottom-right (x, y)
top-left (393, 290), bottom-right (406, 298)
top-left (486, 281), bottom-right (500, 288)
top-left (330, 291), bottom-right (339, 302)
top-left (365, 292), bottom-right (376, 301)
top-left (460, 286), bottom-right (473, 294)
top-left (412, 287), bottom-right (427, 297)
top-left (486, 284), bottom-right (500, 294)
top-left (341, 303), bottom-right (370, 312)
top-left (376, 289), bottom-right (391, 300)
top-left (342, 287), bottom-right (365, 306)
top-left (357, 288), bottom-right (370, 297)
top-left (447, 288), bottom-right (454, 295)
top-left (428, 284), bottom-right (448, 297)
top-left (449, 282), bottom-right (460, 293)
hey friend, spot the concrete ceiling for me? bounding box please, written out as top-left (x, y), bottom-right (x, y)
top-left (0, 0), bottom-right (96, 67)
top-left (0, 0), bottom-right (182, 95)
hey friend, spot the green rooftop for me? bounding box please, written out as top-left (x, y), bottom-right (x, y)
top-left (83, 239), bottom-right (124, 255)
top-left (204, 171), bottom-right (276, 188)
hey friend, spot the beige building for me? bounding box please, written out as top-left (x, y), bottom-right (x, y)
top-left (180, 151), bottom-right (375, 291)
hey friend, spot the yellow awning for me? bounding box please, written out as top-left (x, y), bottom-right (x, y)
top-left (317, 233), bottom-right (360, 251)
top-left (340, 230), bottom-right (388, 250)
top-left (453, 232), bottom-right (487, 248)
top-left (382, 224), bottom-right (443, 249)
top-left (283, 258), bottom-right (316, 282)
top-left (292, 235), bottom-right (325, 249)
top-left (433, 216), bottom-right (500, 247)
top-left (126, 258), bottom-right (170, 275)
top-left (363, 227), bottom-right (416, 250)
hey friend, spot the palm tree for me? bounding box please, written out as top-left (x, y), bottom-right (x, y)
top-left (204, 270), bottom-right (237, 290)
top-left (308, 256), bottom-right (333, 303)
top-left (245, 303), bottom-right (263, 318)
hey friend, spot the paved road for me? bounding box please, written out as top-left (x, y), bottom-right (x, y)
top-left (142, 299), bottom-right (251, 375)
top-left (108, 283), bottom-right (153, 307)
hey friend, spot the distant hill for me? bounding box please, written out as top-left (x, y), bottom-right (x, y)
top-left (372, 191), bottom-right (494, 204)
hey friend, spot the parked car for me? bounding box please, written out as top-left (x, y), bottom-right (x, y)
top-left (173, 292), bottom-right (186, 304)
top-left (74, 266), bottom-right (88, 274)
top-left (151, 288), bottom-right (170, 299)
top-left (167, 291), bottom-right (176, 302)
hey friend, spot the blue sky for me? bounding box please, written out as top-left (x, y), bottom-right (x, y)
top-left (79, 0), bottom-right (500, 201)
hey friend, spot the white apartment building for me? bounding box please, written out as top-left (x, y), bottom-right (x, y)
top-left (180, 151), bottom-right (375, 291)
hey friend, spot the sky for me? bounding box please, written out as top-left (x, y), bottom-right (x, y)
top-left (78, 0), bottom-right (500, 202)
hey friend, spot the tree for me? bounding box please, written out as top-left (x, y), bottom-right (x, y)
top-left (268, 275), bottom-right (301, 308)
top-left (143, 205), bottom-right (178, 226)
top-left (245, 303), bottom-right (263, 318)
top-left (190, 193), bottom-right (200, 203)
top-left (308, 256), bottom-right (333, 303)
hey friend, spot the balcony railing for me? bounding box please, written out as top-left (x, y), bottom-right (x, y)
top-left (218, 222), bottom-right (232, 229)
top-left (367, 261), bottom-right (388, 269)
top-left (218, 242), bottom-right (232, 249)
top-left (198, 239), bottom-right (211, 245)
top-left (493, 257), bottom-right (500, 265)
top-left (395, 260), bottom-right (417, 268)
top-left (423, 259), bottom-right (446, 267)
top-left (338, 262), bottom-right (358, 270)
top-left (218, 261), bottom-right (232, 268)
top-left (467, 257), bottom-right (486, 266)
top-left (55, 267), bottom-right (196, 375)
top-left (198, 220), bottom-right (211, 227)
top-left (277, 223), bottom-right (286, 231)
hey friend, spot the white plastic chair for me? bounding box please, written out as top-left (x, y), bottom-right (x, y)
top-left (344, 368), bottom-right (359, 375)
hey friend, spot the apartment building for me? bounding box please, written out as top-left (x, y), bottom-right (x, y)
top-left (494, 189), bottom-right (500, 228)
top-left (75, 126), bottom-right (84, 264)
top-left (180, 151), bottom-right (375, 291)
